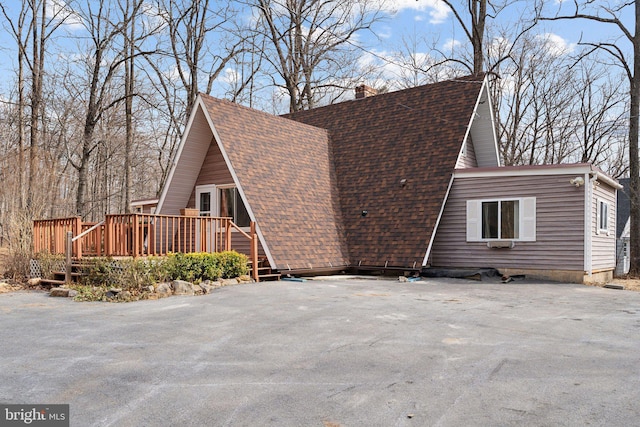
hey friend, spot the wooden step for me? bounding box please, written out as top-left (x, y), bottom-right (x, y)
top-left (258, 273), bottom-right (281, 281)
top-left (39, 278), bottom-right (66, 288)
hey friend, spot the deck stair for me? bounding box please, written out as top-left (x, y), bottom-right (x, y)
top-left (40, 260), bottom-right (87, 288)
top-left (250, 257), bottom-right (281, 281)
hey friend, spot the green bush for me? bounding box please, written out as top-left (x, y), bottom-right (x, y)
top-left (71, 251), bottom-right (250, 302)
top-left (216, 251), bottom-right (249, 279)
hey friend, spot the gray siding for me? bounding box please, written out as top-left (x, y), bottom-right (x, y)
top-left (186, 139), bottom-right (234, 208)
top-left (159, 107), bottom-right (213, 215)
top-left (591, 181), bottom-right (616, 270)
top-left (456, 137), bottom-right (478, 168)
top-left (431, 174), bottom-right (586, 271)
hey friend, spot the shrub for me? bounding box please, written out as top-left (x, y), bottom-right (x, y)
top-left (217, 251), bottom-right (249, 279)
top-left (35, 251), bottom-right (65, 280)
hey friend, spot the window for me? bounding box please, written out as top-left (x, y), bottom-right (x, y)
top-left (481, 200), bottom-right (519, 239)
top-left (597, 199), bottom-right (610, 235)
top-left (467, 197), bottom-right (536, 242)
top-left (218, 187), bottom-right (251, 227)
top-left (196, 184), bottom-right (251, 227)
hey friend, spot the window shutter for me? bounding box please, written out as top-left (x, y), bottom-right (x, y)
top-left (466, 200), bottom-right (481, 241)
top-left (521, 197), bottom-right (536, 241)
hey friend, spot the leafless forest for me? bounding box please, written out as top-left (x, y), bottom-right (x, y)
top-left (0, 0), bottom-right (637, 272)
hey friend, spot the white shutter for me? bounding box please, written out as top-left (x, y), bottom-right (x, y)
top-left (520, 197), bottom-right (536, 241)
top-left (466, 200), bottom-right (481, 241)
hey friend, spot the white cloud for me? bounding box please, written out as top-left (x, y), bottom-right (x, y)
top-left (378, 0), bottom-right (450, 24)
top-left (48, 0), bottom-right (84, 31)
top-left (536, 33), bottom-right (575, 56)
top-left (442, 38), bottom-right (461, 52)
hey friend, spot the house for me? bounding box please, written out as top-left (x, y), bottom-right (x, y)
top-left (156, 74), bottom-right (621, 283)
top-left (616, 178), bottom-right (630, 276)
top-left (130, 198), bottom-right (158, 214)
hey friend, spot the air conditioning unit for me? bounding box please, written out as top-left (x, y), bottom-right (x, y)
top-left (487, 240), bottom-right (515, 249)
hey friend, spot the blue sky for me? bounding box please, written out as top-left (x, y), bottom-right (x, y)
top-left (0, 0), bottom-right (633, 103)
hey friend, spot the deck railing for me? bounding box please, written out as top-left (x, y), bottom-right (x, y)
top-left (33, 213), bottom-right (260, 281)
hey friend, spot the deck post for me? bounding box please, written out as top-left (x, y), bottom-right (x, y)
top-left (65, 231), bottom-right (72, 284)
top-left (251, 221), bottom-right (259, 282)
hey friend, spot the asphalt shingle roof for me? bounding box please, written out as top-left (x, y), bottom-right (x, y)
top-left (200, 75), bottom-right (484, 270)
top-left (285, 75), bottom-right (485, 267)
top-left (200, 95), bottom-right (350, 271)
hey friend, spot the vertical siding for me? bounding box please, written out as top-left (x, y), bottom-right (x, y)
top-left (468, 87), bottom-right (499, 168)
top-left (431, 174), bottom-right (586, 270)
top-left (591, 181), bottom-right (617, 270)
top-left (456, 137), bottom-right (478, 168)
top-left (186, 138), bottom-right (234, 209)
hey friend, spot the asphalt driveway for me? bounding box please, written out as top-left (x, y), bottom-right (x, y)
top-left (1, 277), bottom-right (639, 426)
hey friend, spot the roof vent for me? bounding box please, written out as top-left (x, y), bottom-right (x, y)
top-left (355, 85), bottom-right (378, 99)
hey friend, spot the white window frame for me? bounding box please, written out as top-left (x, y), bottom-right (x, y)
top-left (195, 184), bottom-right (250, 230)
top-left (467, 197), bottom-right (536, 242)
top-left (596, 199), bottom-right (610, 236)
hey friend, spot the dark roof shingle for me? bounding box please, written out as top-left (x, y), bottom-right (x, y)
top-left (200, 95), bottom-right (350, 270)
top-left (285, 75), bottom-right (485, 267)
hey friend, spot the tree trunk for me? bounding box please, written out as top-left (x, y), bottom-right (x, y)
top-left (628, 1), bottom-right (640, 275)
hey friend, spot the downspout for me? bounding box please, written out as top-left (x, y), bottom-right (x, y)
top-left (584, 171), bottom-right (597, 276)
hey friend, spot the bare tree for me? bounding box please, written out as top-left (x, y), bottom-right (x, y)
top-left (539, 1), bottom-right (640, 274)
top-left (248, 0), bottom-right (386, 112)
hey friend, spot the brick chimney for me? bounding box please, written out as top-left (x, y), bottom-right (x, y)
top-left (355, 84), bottom-right (378, 99)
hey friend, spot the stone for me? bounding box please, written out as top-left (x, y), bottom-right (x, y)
top-left (172, 280), bottom-right (195, 296)
top-left (68, 289), bottom-right (78, 298)
top-left (221, 278), bottom-right (239, 286)
top-left (50, 288), bottom-right (70, 297)
top-left (238, 275), bottom-right (252, 283)
top-left (199, 282), bottom-right (212, 294)
top-left (27, 278), bottom-right (41, 287)
top-left (147, 285), bottom-right (155, 293)
top-left (117, 290), bottom-right (132, 301)
top-left (155, 282), bottom-right (172, 296)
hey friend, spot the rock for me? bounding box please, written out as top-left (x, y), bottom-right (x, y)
top-left (50, 288), bottom-right (71, 297)
top-left (27, 278), bottom-right (41, 287)
top-left (108, 288), bottom-right (122, 294)
top-left (172, 280), bottom-right (195, 296)
top-left (238, 275), bottom-right (252, 283)
top-left (117, 290), bottom-right (132, 301)
top-left (155, 282), bottom-right (172, 296)
top-left (199, 282), bottom-right (212, 294)
top-left (221, 278), bottom-right (239, 286)
top-left (68, 289), bottom-right (78, 298)
top-left (398, 276), bottom-right (408, 282)
top-left (146, 285), bottom-right (155, 293)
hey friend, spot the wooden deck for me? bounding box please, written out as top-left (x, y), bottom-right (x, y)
top-left (33, 214), bottom-right (260, 281)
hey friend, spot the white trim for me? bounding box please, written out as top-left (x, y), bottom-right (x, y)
top-left (596, 198), bottom-right (611, 236)
top-left (454, 164), bottom-right (622, 190)
top-left (584, 173), bottom-right (594, 274)
top-left (423, 174), bottom-right (455, 266)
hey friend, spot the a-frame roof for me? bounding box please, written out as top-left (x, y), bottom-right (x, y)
top-left (198, 94), bottom-right (350, 271)
top-left (285, 75), bottom-right (487, 267)
top-left (159, 74), bottom-right (489, 271)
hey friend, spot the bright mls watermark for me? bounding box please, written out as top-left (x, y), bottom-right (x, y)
top-left (0, 405), bottom-right (68, 427)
